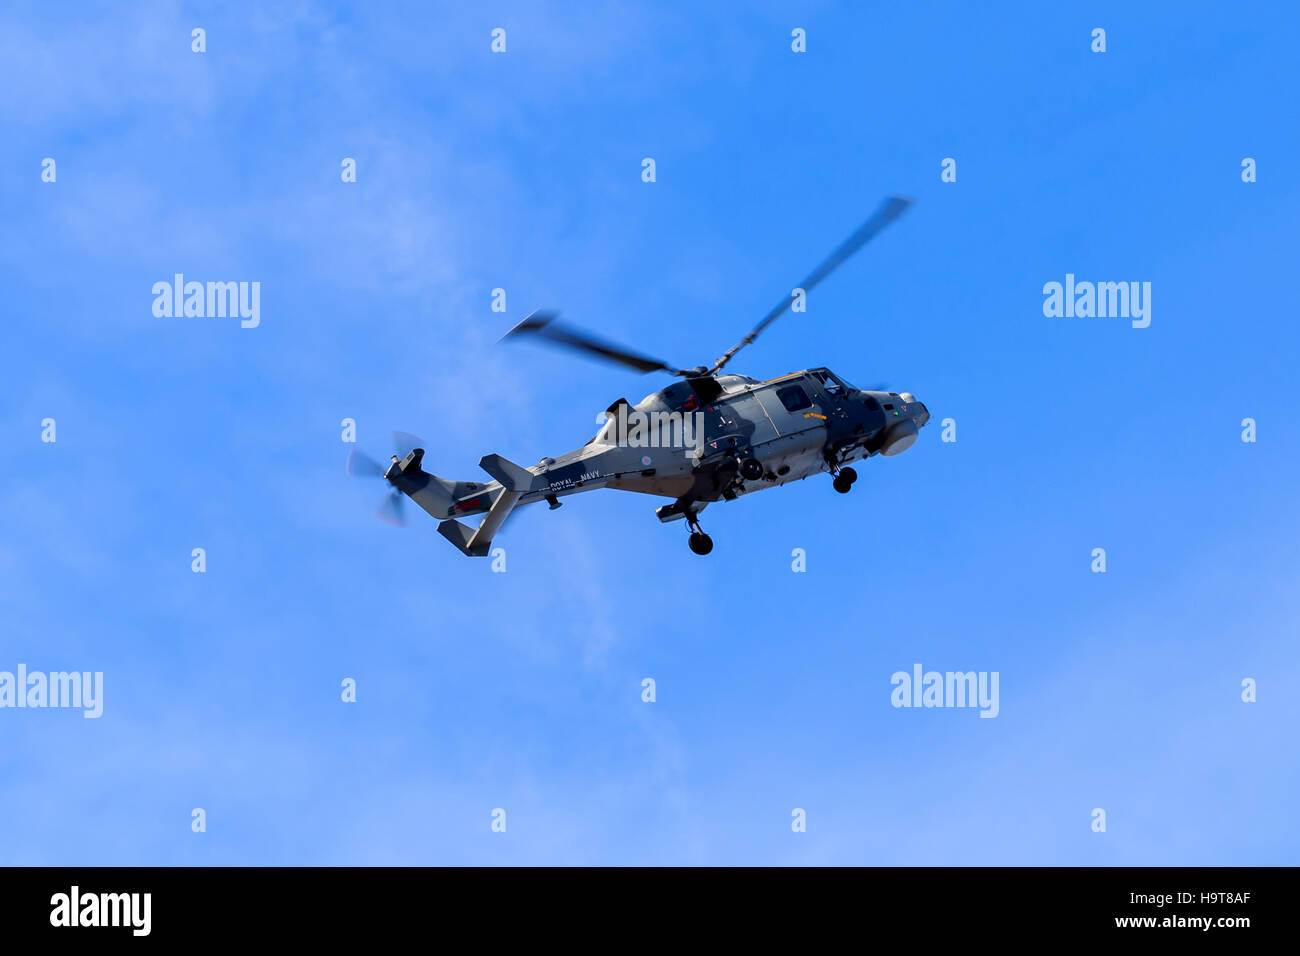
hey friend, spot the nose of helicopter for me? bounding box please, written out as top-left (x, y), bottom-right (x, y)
top-left (866, 390), bottom-right (928, 457)
top-left (868, 390), bottom-right (928, 427)
top-left (898, 392), bottom-right (929, 427)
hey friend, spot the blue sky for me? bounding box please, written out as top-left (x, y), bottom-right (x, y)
top-left (2, 1), bottom-right (1297, 865)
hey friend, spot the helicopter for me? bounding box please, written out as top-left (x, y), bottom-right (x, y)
top-left (348, 195), bottom-right (929, 556)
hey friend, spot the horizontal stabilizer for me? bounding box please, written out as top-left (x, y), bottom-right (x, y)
top-left (479, 453), bottom-right (540, 492)
top-left (438, 518), bottom-right (488, 557)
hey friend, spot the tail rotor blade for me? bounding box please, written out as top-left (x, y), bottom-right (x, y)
top-left (393, 431), bottom-right (425, 456)
top-left (347, 447), bottom-right (385, 478)
top-left (376, 490), bottom-right (407, 527)
top-left (350, 438), bottom-right (410, 527)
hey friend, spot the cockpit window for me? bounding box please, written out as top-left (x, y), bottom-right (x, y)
top-left (777, 385), bottom-right (812, 412)
top-left (813, 369), bottom-right (850, 397)
top-left (661, 381), bottom-right (701, 413)
top-left (688, 377), bottom-right (724, 406)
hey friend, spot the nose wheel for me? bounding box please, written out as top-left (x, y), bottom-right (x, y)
top-left (832, 465), bottom-right (858, 494)
top-left (686, 513), bottom-right (714, 555)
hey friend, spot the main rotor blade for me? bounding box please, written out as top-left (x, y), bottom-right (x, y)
top-left (501, 309), bottom-right (688, 376)
top-left (708, 195), bottom-right (914, 374)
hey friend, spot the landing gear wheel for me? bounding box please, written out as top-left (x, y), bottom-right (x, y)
top-left (839, 466), bottom-right (857, 485)
top-left (738, 458), bottom-right (763, 481)
top-left (833, 475), bottom-right (853, 494)
top-left (688, 532), bottom-right (714, 555)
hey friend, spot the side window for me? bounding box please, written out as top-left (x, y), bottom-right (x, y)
top-left (777, 385), bottom-right (812, 412)
top-left (863, 396), bottom-right (881, 412)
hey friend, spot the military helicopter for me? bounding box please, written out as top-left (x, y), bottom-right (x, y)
top-left (348, 195), bottom-right (929, 556)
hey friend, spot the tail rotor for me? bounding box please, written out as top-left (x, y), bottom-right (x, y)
top-left (346, 430), bottom-right (426, 528)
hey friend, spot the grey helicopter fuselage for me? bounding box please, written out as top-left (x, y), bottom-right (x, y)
top-left (360, 194), bottom-right (927, 555)
top-left (385, 366), bottom-right (928, 552)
